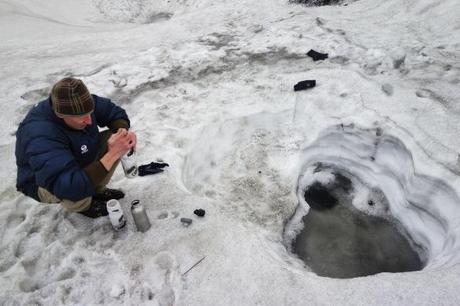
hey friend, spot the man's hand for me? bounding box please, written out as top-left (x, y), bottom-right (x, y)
top-left (124, 128), bottom-right (137, 152)
top-left (100, 128), bottom-right (138, 171)
top-left (108, 128), bottom-right (136, 157)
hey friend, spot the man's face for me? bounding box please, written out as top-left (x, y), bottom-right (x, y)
top-left (61, 113), bottom-right (93, 130)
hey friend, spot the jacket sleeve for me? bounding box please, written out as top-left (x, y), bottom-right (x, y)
top-left (83, 160), bottom-right (109, 187)
top-left (26, 129), bottom-right (95, 202)
top-left (108, 119), bottom-right (130, 132)
top-left (93, 95), bottom-right (130, 131)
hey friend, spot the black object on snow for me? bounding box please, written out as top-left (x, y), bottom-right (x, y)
top-left (138, 161), bottom-right (169, 176)
top-left (152, 161), bottom-right (170, 168)
top-left (289, 0), bottom-right (341, 6)
top-left (180, 218), bottom-right (193, 225)
top-left (294, 80), bottom-right (316, 91)
top-left (307, 49), bottom-right (328, 61)
top-left (194, 209), bottom-right (206, 217)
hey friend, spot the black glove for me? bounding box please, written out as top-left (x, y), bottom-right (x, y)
top-left (138, 161), bottom-right (169, 176)
top-left (294, 80), bottom-right (316, 91)
top-left (307, 49), bottom-right (328, 61)
top-left (149, 162), bottom-right (169, 169)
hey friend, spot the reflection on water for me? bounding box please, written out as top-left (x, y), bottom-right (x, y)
top-left (293, 178), bottom-right (423, 279)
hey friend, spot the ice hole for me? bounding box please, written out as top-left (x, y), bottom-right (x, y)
top-left (284, 125), bottom-right (460, 279)
top-left (291, 170), bottom-right (424, 279)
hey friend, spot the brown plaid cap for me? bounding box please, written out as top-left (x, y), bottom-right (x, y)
top-left (51, 77), bottom-right (94, 117)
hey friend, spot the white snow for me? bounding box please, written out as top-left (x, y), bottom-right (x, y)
top-left (1, 0), bottom-right (460, 305)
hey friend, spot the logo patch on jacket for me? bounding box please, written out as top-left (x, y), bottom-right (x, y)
top-left (81, 145), bottom-right (88, 154)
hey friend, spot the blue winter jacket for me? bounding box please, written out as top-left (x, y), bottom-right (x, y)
top-left (15, 95), bottom-right (130, 201)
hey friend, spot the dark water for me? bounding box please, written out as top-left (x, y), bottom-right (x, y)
top-left (292, 176), bottom-right (423, 279)
top-left (289, 0), bottom-right (343, 6)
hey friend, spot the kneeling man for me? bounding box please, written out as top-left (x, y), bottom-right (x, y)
top-left (15, 77), bottom-right (136, 218)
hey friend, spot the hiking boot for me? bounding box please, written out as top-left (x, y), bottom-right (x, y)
top-left (79, 200), bottom-right (108, 218)
top-left (93, 188), bottom-right (125, 201)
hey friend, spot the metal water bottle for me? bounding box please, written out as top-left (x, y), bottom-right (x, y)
top-left (121, 148), bottom-right (138, 178)
top-left (107, 199), bottom-right (126, 231)
top-left (131, 200), bottom-right (151, 232)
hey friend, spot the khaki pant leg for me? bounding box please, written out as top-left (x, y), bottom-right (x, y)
top-left (37, 187), bottom-right (92, 212)
top-left (95, 130), bottom-right (120, 193)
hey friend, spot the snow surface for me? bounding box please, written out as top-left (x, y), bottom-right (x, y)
top-left (1, 0), bottom-right (460, 305)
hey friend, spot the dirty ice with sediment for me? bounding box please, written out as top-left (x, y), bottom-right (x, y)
top-left (1, 0), bottom-right (460, 305)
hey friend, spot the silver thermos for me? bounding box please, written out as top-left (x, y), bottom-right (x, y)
top-left (121, 148), bottom-right (138, 178)
top-left (131, 200), bottom-right (151, 232)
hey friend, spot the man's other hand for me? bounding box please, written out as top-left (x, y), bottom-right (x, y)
top-left (101, 128), bottom-right (137, 171)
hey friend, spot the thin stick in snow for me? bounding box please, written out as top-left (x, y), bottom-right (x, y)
top-left (182, 256), bottom-right (206, 276)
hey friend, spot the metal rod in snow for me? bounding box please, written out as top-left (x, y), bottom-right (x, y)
top-left (182, 256), bottom-right (206, 276)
